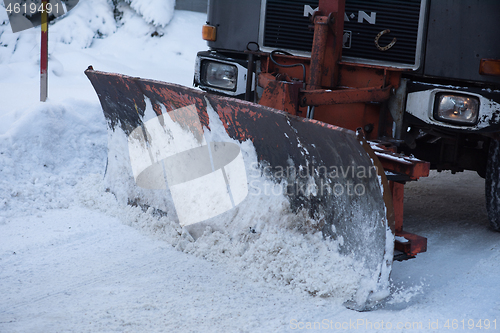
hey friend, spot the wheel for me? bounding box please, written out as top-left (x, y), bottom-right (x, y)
top-left (485, 139), bottom-right (500, 231)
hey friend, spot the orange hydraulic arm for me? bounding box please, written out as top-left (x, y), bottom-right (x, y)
top-left (256, 0), bottom-right (429, 259)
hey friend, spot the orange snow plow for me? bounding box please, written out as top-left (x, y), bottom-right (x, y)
top-left (86, 68), bottom-right (395, 310)
top-left (85, 0), bottom-right (432, 310)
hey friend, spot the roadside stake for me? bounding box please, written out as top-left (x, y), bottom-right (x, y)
top-left (40, 0), bottom-right (48, 102)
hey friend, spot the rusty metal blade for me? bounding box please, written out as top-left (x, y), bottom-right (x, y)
top-left (85, 68), bottom-right (394, 309)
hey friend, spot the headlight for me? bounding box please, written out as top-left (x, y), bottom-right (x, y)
top-left (202, 61), bottom-right (238, 91)
top-left (194, 53), bottom-right (252, 96)
top-left (434, 93), bottom-right (479, 125)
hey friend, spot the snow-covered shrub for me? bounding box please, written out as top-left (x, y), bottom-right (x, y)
top-left (124, 0), bottom-right (175, 28)
top-left (0, 0), bottom-right (176, 52)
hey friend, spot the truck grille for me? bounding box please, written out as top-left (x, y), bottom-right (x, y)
top-left (262, 0), bottom-right (424, 69)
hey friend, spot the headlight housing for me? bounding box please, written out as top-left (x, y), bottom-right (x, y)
top-left (201, 61), bottom-right (238, 91)
top-left (194, 52), bottom-right (252, 97)
top-left (434, 93), bottom-right (479, 125)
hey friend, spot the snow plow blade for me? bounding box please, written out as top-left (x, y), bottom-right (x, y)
top-left (85, 68), bottom-right (394, 310)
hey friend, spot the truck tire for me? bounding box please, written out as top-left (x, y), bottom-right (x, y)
top-left (486, 139), bottom-right (500, 231)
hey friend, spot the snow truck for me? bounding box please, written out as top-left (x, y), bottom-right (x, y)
top-left (191, 0), bottom-right (500, 237)
top-left (85, 0), bottom-right (500, 309)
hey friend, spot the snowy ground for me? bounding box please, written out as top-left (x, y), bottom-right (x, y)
top-left (1, 3), bottom-right (500, 332)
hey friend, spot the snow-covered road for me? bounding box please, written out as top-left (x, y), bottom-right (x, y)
top-left (2, 172), bottom-right (499, 332)
top-left (1, 207), bottom-right (307, 332)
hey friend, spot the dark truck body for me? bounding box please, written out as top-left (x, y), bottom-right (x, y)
top-left (196, 0), bottom-right (500, 176)
top-left (205, 0), bottom-right (500, 85)
top-left (193, 0), bottom-right (500, 234)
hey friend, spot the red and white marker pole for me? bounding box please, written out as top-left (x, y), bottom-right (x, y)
top-left (40, 0), bottom-right (48, 102)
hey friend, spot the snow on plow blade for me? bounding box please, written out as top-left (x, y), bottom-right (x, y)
top-left (85, 68), bottom-right (394, 310)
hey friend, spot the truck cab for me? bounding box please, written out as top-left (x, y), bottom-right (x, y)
top-left (193, 0), bottom-right (500, 233)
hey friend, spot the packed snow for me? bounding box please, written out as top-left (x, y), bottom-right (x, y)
top-left (1, 1), bottom-right (499, 332)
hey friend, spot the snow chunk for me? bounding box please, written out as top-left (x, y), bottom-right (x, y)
top-left (126, 0), bottom-right (175, 27)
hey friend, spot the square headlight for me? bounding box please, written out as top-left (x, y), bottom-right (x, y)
top-left (434, 93), bottom-right (479, 125)
top-left (201, 60), bottom-right (238, 91)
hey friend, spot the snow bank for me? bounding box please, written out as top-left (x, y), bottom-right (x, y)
top-left (0, 100), bottom-right (107, 217)
top-left (76, 172), bottom-right (371, 302)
